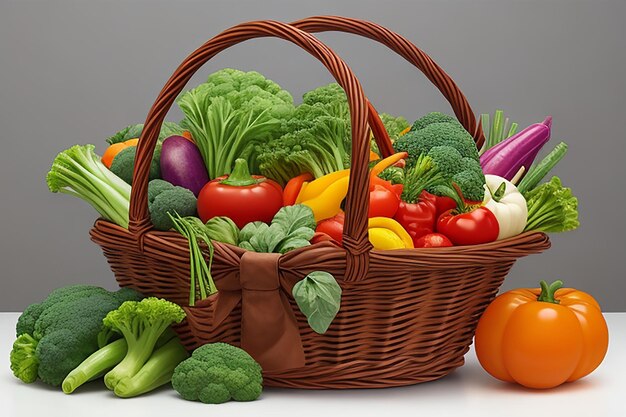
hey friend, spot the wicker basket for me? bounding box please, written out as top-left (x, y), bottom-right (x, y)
top-left (90, 16), bottom-right (551, 389)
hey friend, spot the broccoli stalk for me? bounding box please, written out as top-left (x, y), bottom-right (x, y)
top-left (114, 337), bottom-right (189, 398)
top-left (62, 338), bottom-right (128, 394)
top-left (47, 144), bottom-right (131, 228)
top-left (102, 298), bottom-right (186, 390)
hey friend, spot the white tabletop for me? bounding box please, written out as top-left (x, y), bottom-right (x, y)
top-left (2, 312), bottom-right (624, 417)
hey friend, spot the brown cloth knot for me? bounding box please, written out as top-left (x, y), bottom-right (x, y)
top-left (184, 241), bottom-right (348, 372)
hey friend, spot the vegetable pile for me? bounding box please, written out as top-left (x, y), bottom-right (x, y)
top-left (39, 67), bottom-right (583, 399)
top-left (12, 285), bottom-right (262, 403)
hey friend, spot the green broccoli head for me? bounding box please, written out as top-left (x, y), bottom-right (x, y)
top-left (172, 342), bottom-right (263, 404)
top-left (36, 328), bottom-right (96, 386)
top-left (109, 146), bottom-right (161, 185)
top-left (394, 119), bottom-right (484, 201)
top-left (410, 111), bottom-right (458, 132)
top-left (11, 286), bottom-right (143, 386)
top-left (149, 186), bottom-right (197, 231)
top-left (16, 285), bottom-right (111, 337)
top-left (147, 179), bottom-right (175, 205)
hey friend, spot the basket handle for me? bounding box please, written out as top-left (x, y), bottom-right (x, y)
top-left (290, 16), bottom-right (486, 148)
top-left (130, 20), bottom-right (374, 281)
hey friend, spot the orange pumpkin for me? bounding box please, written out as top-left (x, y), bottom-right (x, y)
top-left (475, 280), bottom-right (608, 389)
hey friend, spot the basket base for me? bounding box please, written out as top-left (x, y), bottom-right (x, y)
top-left (262, 352), bottom-right (467, 389)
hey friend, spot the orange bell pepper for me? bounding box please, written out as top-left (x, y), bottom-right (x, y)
top-left (101, 138), bottom-right (139, 168)
top-left (475, 280), bottom-right (608, 389)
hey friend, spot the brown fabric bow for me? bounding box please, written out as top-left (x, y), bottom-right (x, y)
top-left (185, 241), bottom-right (346, 372)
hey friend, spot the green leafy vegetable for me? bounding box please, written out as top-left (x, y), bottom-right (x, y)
top-left (524, 176), bottom-right (579, 233)
top-left (256, 83), bottom-right (350, 184)
top-left (379, 113), bottom-right (410, 141)
top-left (106, 122), bottom-right (185, 145)
top-left (169, 214), bottom-right (218, 306)
top-left (292, 271), bottom-right (342, 334)
top-left (46, 144), bottom-right (131, 228)
top-left (237, 205), bottom-right (316, 254)
top-left (177, 68), bottom-right (294, 179)
top-left (203, 216), bottom-right (240, 246)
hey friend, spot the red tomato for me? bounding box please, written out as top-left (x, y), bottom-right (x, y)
top-left (436, 206), bottom-right (499, 245)
top-left (315, 212), bottom-right (345, 245)
top-left (368, 184), bottom-right (401, 218)
top-left (414, 233), bottom-right (453, 248)
top-left (197, 159), bottom-right (283, 228)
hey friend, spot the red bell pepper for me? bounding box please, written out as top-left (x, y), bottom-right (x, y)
top-left (393, 190), bottom-right (438, 245)
top-left (197, 158), bottom-right (283, 228)
top-left (283, 172), bottom-right (313, 206)
top-left (435, 184), bottom-right (499, 245)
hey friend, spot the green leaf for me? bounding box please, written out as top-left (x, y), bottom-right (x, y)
top-left (271, 205), bottom-right (316, 235)
top-left (204, 216), bottom-right (240, 246)
top-left (278, 237), bottom-right (311, 254)
top-left (107, 124), bottom-right (144, 145)
top-left (239, 221), bottom-right (267, 244)
top-left (159, 122), bottom-right (186, 141)
top-left (106, 122), bottom-right (185, 145)
top-left (292, 271), bottom-right (342, 334)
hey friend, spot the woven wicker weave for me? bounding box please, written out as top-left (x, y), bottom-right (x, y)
top-left (89, 17), bottom-right (551, 389)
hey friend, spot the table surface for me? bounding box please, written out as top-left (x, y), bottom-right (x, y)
top-left (2, 312), bottom-right (624, 417)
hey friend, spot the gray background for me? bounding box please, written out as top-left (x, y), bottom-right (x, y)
top-left (1, 0), bottom-right (624, 311)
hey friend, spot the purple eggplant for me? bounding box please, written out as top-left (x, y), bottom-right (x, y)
top-left (160, 135), bottom-right (209, 196)
top-left (480, 116), bottom-right (552, 181)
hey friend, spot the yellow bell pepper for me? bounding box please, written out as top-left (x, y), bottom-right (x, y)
top-left (296, 169), bottom-right (349, 204)
top-left (368, 217), bottom-right (414, 250)
top-left (297, 152), bottom-right (408, 222)
top-left (301, 176), bottom-right (350, 222)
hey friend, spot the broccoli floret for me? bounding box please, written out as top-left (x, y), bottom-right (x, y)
top-left (258, 83), bottom-right (407, 185)
top-left (10, 286), bottom-right (143, 386)
top-left (172, 343), bottom-right (263, 404)
top-left (410, 111), bottom-right (458, 132)
top-left (393, 118), bottom-right (484, 201)
top-left (148, 179), bottom-right (174, 205)
top-left (149, 186), bottom-right (197, 231)
top-left (378, 166), bottom-right (405, 185)
top-left (109, 146), bottom-right (161, 185)
top-left (102, 297), bottom-right (186, 390)
top-left (380, 113), bottom-right (410, 140)
top-left (427, 146), bottom-right (464, 178)
top-left (451, 170), bottom-right (487, 202)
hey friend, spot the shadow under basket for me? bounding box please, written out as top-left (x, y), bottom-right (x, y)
top-left (88, 16), bottom-right (552, 389)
